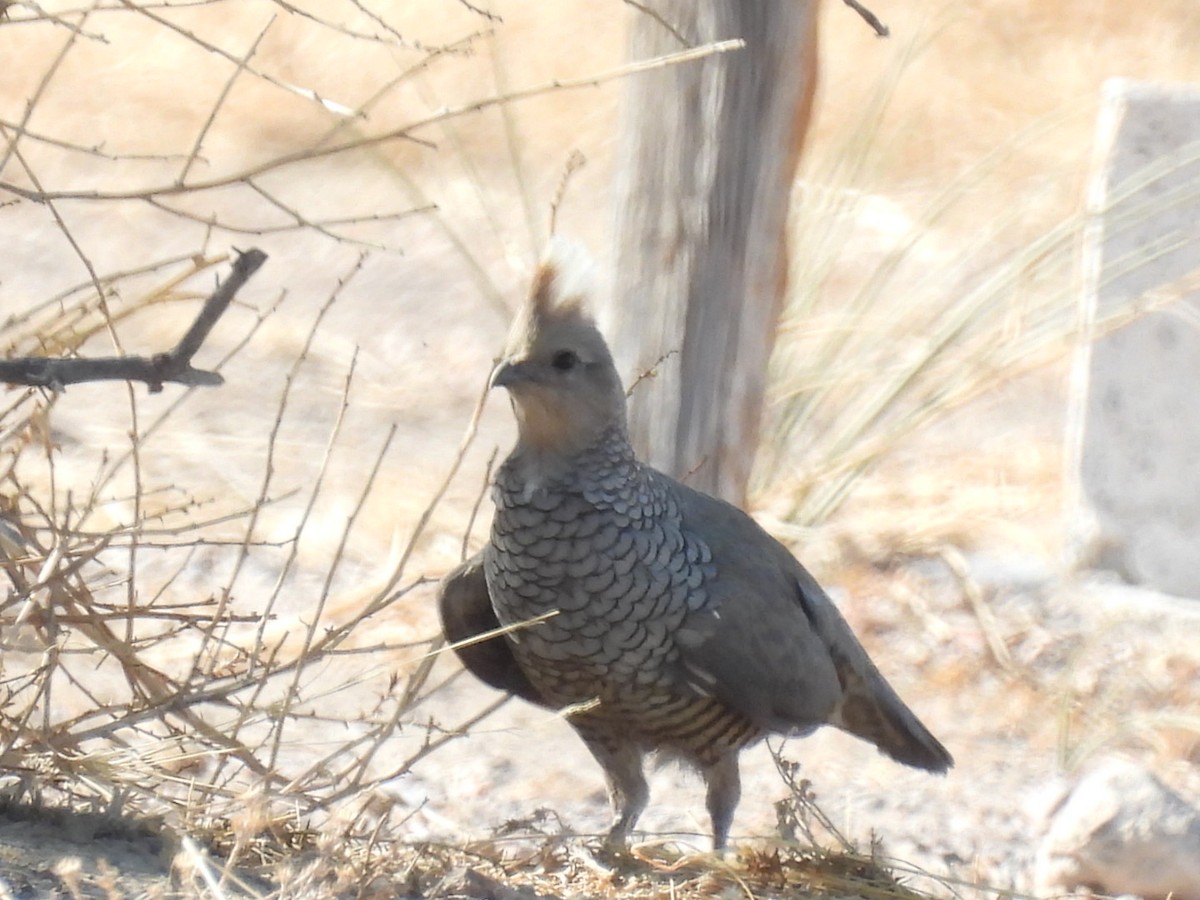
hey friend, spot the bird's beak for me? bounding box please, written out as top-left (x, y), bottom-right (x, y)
top-left (489, 359), bottom-right (528, 390)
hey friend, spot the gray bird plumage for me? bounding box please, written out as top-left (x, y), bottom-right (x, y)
top-left (438, 242), bottom-right (952, 849)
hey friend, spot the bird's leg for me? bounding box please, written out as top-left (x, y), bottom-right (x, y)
top-left (701, 753), bottom-right (741, 850)
top-left (582, 738), bottom-right (648, 848)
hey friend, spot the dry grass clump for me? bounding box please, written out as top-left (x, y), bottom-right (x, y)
top-left (762, 32), bottom-right (1200, 547)
top-left (243, 833), bottom-right (935, 900)
top-left (221, 751), bottom-right (949, 899)
top-left (0, 251), bottom-right (455, 866)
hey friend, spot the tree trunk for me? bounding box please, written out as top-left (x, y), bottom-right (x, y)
top-left (607, 0), bottom-right (820, 505)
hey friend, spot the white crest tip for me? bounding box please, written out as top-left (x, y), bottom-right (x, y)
top-left (535, 237), bottom-right (595, 311)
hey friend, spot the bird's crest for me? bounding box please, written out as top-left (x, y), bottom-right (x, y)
top-left (504, 238), bottom-right (600, 361)
top-left (530, 237), bottom-right (593, 321)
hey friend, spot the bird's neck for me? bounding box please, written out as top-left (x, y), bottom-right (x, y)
top-left (501, 424), bottom-right (638, 499)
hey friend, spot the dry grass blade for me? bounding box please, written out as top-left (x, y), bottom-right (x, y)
top-left (762, 40), bottom-right (1200, 533)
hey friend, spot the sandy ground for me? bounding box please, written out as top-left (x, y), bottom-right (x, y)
top-left (406, 562), bottom-right (1200, 895)
top-left (3, 565), bottom-right (1198, 897)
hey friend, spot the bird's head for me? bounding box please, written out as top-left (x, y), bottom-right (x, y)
top-left (491, 241), bottom-right (627, 458)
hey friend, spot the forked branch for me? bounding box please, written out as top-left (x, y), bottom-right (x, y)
top-left (0, 248), bottom-right (267, 393)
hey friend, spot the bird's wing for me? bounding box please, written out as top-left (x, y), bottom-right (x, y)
top-left (437, 550), bottom-right (555, 708)
top-left (669, 480), bottom-right (953, 773)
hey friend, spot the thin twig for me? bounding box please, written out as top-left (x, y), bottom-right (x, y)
top-left (453, 0), bottom-right (501, 22)
top-left (178, 16), bottom-right (273, 184)
top-left (489, 32), bottom-right (540, 261)
top-left (3, 130), bottom-right (123, 353)
top-left (548, 150), bottom-right (586, 238)
top-left (116, 0), bottom-right (358, 117)
top-left (461, 447), bottom-right (497, 562)
top-left (268, 0), bottom-right (424, 47)
top-left (842, 0), bottom-right (889, 37)
top-left (0, 249), bottom-right (267, 392)
top-left (625, 348), bottom-right (679, 398)
top-left (0, 4), bottom-right (92, 174)
top-left (354, 374), bottom-right (494, 623)
top-left (0, 39), bottom-right (745, 204)
top-left (938, 546), bottom-right (1015, 674)
top-left (0, 117), bottom-right (193, 162)
top-left (622, 0), bottom-right (690, 47)
top-left (269, 362), bottom-right (398, 774)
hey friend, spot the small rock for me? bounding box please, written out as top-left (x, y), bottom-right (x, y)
top-left (1034, 758), bottom-right (1200, 899)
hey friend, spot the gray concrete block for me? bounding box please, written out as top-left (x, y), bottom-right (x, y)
top-left (1067, 79), bottom-right (1200, 598)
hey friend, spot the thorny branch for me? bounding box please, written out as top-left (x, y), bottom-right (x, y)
top-left (0, 248), bottom-right (267, 392)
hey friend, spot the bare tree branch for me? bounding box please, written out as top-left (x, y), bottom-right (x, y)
top-left (0, 39), bottom-right (744, 205)
top-left (0, 248), bottom-right (267, 392)
top-left (843, 0), bottom-right (889, 37)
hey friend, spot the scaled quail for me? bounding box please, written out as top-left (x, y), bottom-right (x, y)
top-left (439, 242), bottom-right (952, 850)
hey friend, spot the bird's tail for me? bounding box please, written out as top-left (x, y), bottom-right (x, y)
top-left (797, 569), bottom-right (953, 772)
top-left (830, 667), bottom-right (953, 772)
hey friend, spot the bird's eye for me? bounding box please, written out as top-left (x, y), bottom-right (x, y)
top-left (551, 350), bottom-right (579, 372)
